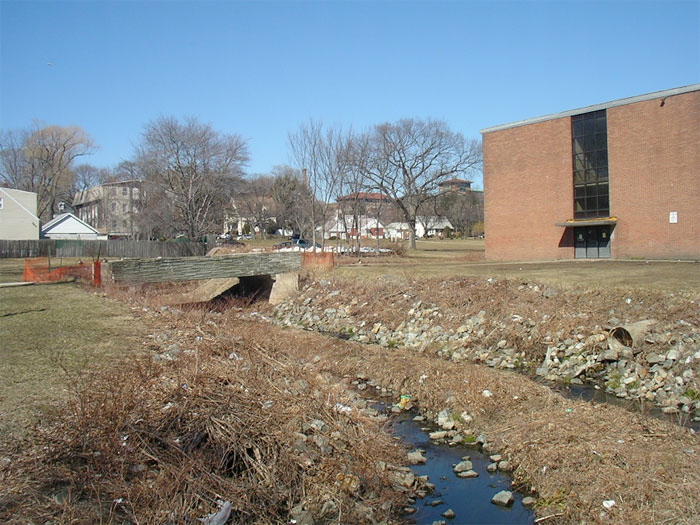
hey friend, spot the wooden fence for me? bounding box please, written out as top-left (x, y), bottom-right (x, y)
top-left (0, 239), bottom-right (207, 259)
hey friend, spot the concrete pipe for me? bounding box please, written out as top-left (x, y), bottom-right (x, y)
top-left (609, 319), bottom-right (656, 350)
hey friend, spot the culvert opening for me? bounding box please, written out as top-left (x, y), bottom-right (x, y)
top-left (610, 326), bottom-right (633, 347)
top-left (221, 275), bottom-right (274, 302)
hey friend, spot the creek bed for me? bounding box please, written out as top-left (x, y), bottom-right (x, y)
top-left (551, 382), bottom-right (700, 432)
top-left (371, 398), bottom-right (534, 524)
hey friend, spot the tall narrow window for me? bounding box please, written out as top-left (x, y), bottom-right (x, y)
top-left (571, 110), bottom-right (609, 218)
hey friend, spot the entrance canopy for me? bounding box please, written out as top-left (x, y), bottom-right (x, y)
top-left (555, 217), bottom-right (617, 227)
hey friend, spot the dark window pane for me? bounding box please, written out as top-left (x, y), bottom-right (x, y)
top-left (596, 133), bottom-right (607, 150)
top-left (571, 110), bottom-right (608, 218)
top-left (598, 150), bottom-right (608, 167)
top-left (594, 117), bottom-right (607, 134)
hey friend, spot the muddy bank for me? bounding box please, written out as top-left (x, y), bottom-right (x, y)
top-left (272, 276), bottom-right (700, 423)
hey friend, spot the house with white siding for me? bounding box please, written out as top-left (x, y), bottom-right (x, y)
top-left (41, 213), bottom-right (101, 240)
top-left (0, 187), bottom-right (40, 240)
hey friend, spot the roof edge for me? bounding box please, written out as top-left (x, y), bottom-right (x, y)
top-left (42, 212), bottom-right (100, 234)
top-left (480, 84), bottom-right (700, 134)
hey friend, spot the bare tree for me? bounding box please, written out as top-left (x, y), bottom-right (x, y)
top-left (336, 141), bottom-right (373, 254)
top-left (436, 190), bottom-right (483, 238)
top-left (235, 175), bottom-right (275, 238)
top-left (288, 120), bottom-right (352, 248)
top-left (0, 124), bottom-right (95, 221)
top-left (356, 118), bottom-right (481, 249)
top-left (136, 116), bottom-right (248, 239)
top-left (269, 165), bottom-right (312, 237)
top-left (112, 160), bottom-right (143, 182)
top-left (133, 179), bottom-right (176, 240)
top-left (71, 163), bottom-right (101, 193)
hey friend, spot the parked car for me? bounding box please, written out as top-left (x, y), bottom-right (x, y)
top-left (292, 239), bottom-right (321, 249)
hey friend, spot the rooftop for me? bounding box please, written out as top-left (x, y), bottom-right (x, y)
top-left (438, 178), bottom-right (472, 185)
top-left (336, 192), bottom-right (391, 202)
top-left (480, 84), bottom-right (700, 134)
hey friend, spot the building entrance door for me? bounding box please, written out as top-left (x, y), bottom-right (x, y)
top-left (574, 226), bottom-right (611, 259)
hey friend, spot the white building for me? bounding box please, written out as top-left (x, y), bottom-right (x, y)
top-left (386, 216), bottom-right (453, 240)
top-left (41, 213), bottom-right (101, 240)
top-left (0, 187), bottom-right (40, 240)
top-left (322, 215), bottom-right (385, 240)
top-left (416, 216), bottom-right (453, 238)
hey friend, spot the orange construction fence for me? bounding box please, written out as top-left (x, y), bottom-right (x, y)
top-left (301, 251), bottom-right (334, 269)
top-left (23, 258), bottom-right (102, 286)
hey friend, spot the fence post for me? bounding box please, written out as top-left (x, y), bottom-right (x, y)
top-left (93, 260), bottom-right (102, 287)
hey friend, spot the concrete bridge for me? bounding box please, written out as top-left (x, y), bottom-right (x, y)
top-left (108, 252), bottom-right (301, 304)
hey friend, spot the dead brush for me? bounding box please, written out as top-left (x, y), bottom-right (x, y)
top-left (0, 311), bottom-right (405, 524)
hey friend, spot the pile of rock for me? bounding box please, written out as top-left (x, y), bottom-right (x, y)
top-left (272, 282), bottom-right (700, 421)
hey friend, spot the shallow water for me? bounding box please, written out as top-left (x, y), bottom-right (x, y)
top-left (386, 408), bottom-right (534, 524)
top-left (552, 382), bottom-right (699, 432)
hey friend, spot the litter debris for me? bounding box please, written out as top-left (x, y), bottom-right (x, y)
top-left (333, 403), bottom-right (352, 414)
top-left (398, 394), bottom-right (412, 409)
top-left (199, 500), bottom-right (232, 525)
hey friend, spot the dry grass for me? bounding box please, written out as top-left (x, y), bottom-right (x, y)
top-left (2, 261), bottom-right (699, 524)
top-left (228, 318), bottom-right (699, 525)
top-left (295, 273), bottom-right (699, 364)
top-left (335, 257), bottom-right (700, 293)
top-left (0, 297), bottom-right (406, 523)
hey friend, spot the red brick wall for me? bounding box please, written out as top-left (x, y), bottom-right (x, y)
top-left (483, 118), bottom-right (574, 261)
top-left (483, 89), bottom-right (699, 261)
top-left (608, 91), bottom-right (700, 260)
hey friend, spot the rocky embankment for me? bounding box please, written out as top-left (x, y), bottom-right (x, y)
top-left (273, 278), bottom-right (700, 422)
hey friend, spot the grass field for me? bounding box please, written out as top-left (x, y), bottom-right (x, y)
top-left (334, 239), bottom-right (700, 293)
top-left (0, 282), bottom-right (144, 440)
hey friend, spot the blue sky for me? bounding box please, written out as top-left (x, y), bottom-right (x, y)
top-left (1, 0), bottom-right (699, 188)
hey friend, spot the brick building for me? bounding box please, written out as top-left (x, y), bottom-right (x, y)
top-left (481, 84), bottom-right (699, 261)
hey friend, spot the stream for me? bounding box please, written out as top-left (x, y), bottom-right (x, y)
top-left (371, 398), bottom-right (534, 524)
top-left (552, 381), bottom-right (700, 432)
